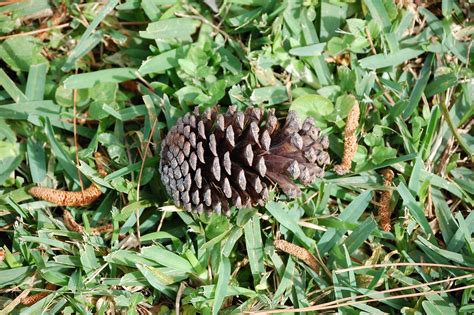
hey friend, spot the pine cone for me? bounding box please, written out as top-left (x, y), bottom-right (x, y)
top-left (159, 106), bottom-right (329, 215)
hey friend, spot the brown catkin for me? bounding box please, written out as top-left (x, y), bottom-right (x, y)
top-left (334, 101), bottom-right (360, 175)
top-left (29, 153), bottom-right (108, 206)
top-left (274, 240), bottom-right (320, 272)
top-left (63, 210), bottom-right (113, 235)
top-left (63, 210), bottom-right (84, 233)
top-left (379, 169), bottom-right (394, 232)
top-left (94, 152), bottom-right (108, 177)
top-left (29, 185), bottom-right (102, 207)
top-left (20, 283), bottom-right (57, 306)
top-left (91, 224), bottom-right (114, 235)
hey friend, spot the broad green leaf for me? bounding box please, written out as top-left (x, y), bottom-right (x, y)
top-left (290, 94), bottom-right (334, 119)
top-left (138, 45), bottom-right (190, 75)
top-left (250, 86), bottom-right (288, 105)
top-left (0, 36), bottom-right (48, 72)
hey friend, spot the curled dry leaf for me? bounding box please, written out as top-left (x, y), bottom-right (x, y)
top-left (274, 239), bottom-right (320, 272)
top-left (334, 101), bottom-right (360, 175)
top-left (63, 210), bottom-right (113, 235)
top-left (378, 169), bottom-right (395, 232)
top-left (20, 283), bottom-right (57, 306)
top-left (29, 152), bottom-right (108, 206)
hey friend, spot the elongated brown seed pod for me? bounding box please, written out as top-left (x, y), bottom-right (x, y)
top-left (29, 152), bottom-right (107, 206)
top-left (274, 239), bottom-right (320, 272)
top-left (334, 101), bottom-right (360, 175)
top-left (63, 210), bottom-right (113, 235)
top-left (159, 106), bottom-right (330, 215)
top-left (29, 185), bottom-right (102, 207)
top-left (378, 169), bottom-right (394, 232)
top-left (20, 283), bottom-right (57, 306)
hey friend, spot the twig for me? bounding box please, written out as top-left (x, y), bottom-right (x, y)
top-left (136, 117), bottom-right (158, 247)
top-left (440, 87), bottom-right (473, 161)
top-left (0, 23), bottom-right (69, 41)
top-left (335, 262), bottom-right (474, 273)
top-left (250, 280), bottom-right (474, 314)
top-left (73, 75), bottom-right (85, 194)
top-left (175, 282), bottom-right (186, 315)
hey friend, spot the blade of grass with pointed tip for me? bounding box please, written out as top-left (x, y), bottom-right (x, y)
top-left (43, 118), bottom-right (82, 186)
top-left (359, 48), bottom-right (424, 70)
top-left (138, 45), bottom-right (190, 75)
top-left (301, 12), bottom-right (331, 86)
top-left (420, 105), bottom-right (441, 160)
top-left (416, 236), bottom-right (474, 265)
top-left (403, 53), bottom-right (433, 119)
top-left (27, 137), bottom-right (46, 183)
top-left (243, 216), bottom-right (264, 285)
top-left (447, 212), bottom-right (474, 253)
top-left (62, 0), bottom-right (119, 71)
top-left (25, 63), bottom-right (48, 101)
top-left (363, 0), bottom-right (391, 32)
top-left (212, 256), bottom-right (231, 315)
top-left (63, 68), bottom-right (138, 89)
top-left (431, 188), bottom-right (458, 245)
top-left (62, 30), bottom-right (105, 72)
top-left (342, 217), bottom-right (377, 254)
top-left (317, 191), bottom-right (372, 254)
top-left (140, 246), bottom-right (193, 274)
top-left (408, 155), bottom-right (423, 195)
top-left (265, 201), bottom-right (315, 246)
top-left (136, 264), bottom-right (176, 298)
top-left (272, 255), bottom-right (295, 304)
top-left (0, 69), bottom-right (27, 103)
top-left (397, 182), bottom-right (432, 234)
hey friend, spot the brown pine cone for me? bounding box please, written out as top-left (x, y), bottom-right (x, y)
top-left (159, 106), bottom-right (329, 215)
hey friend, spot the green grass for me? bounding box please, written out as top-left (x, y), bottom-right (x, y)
top-left (0, 0), bottom-right (473, 314)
